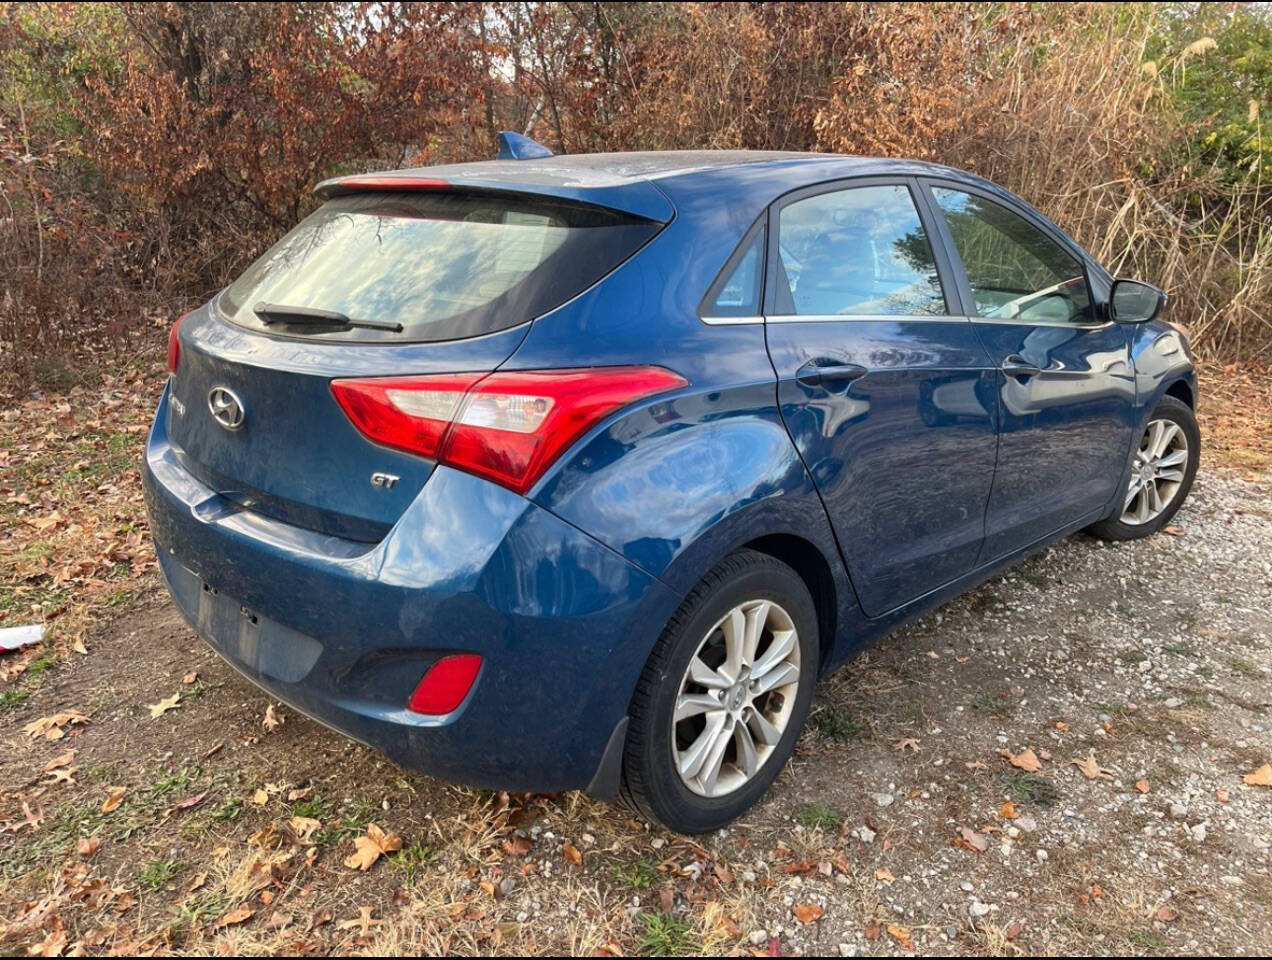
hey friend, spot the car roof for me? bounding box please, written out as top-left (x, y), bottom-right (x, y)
top-left (315, 150), bottom-right (992, 223)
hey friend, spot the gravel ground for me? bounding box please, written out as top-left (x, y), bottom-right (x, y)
top-left (2, 466), bottom-right (1270, 956)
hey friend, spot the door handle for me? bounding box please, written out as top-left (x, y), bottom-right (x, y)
top-left (1000, 355), bottom-right (1042, 378)
top-left (796, 359), bottom-right (868, 388)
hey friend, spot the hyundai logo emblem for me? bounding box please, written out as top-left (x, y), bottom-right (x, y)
top-left (207, 386), bottom-right (246, 431)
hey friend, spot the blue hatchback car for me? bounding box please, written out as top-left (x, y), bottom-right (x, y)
top-left (144, 140), bottom-right (1199, 833)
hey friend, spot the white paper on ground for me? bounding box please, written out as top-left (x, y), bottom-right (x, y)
top-left (0, 624), bottom-right (44, 652)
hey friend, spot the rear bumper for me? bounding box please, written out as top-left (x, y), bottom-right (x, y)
top-left (143, 384), bottom-right (679, 793)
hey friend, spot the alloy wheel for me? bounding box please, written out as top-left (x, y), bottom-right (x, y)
top-left (1122, 417), bottom-right (1189, 525)
top-left (671, 599), bottom-right (801, 797)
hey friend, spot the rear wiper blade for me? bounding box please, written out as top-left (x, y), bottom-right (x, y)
top-left (253, 302), bottom-right (403, 333)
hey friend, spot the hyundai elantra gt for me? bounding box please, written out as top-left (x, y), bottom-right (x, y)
top-left (144, 140), bottom-right (1198, 833)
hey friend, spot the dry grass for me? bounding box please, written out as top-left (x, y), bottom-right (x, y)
top-left (946, 10), bottom-right (1272, 365)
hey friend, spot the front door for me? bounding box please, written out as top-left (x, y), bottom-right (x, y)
top-left (763, 180), bottom-right (999, 617)
top-left (921, 183), bottom-right (1136, 561)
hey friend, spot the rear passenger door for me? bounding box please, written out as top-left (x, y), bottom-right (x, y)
top-left (762, 179), bottom-right (999, 617)
top-left (919, 182), bottom-right (1136, 560)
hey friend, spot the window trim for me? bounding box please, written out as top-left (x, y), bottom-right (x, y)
top-left (698, 217), bottom-right (767, 324)
top-left (762, 176), bottom-right (968, 320)
top-left (915, 177), bottom-right (1110, 330)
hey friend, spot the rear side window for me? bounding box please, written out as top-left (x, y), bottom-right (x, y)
top-left (702, 227), bottom-right (764, 318)
top-left (774, 185), bottom-right (947, 317)
top-left (930, 187), bottom-right (1094, 324)
top-left (220, 192), bottom-right (661, 342)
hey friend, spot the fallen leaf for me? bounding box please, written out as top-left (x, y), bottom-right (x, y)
top-left (1156, 905), bottom-right (1178, 922)
top-left (791, 903), bottom-right (823, 924)
top-left (24, 711), bottom-right (89, 740)
top-left (343, 823), bottom-right (402, 871)
top-left (1001, 747), bottom-right (1041, 772)
top-left (263, 704), bottom-right (283, 733)
top-left (563, 841), bottom-right (582, 867)
top-left (875, 868), bottom-right (895, 884)
top-left (252, 789), bottom-right (269, 806)
top-left (999, 801), bottom-right (1019, 820)
top-left (887, 923), bottom-right (915, 951)
top-left (44, 766), bottom-right (77, 786)
top-left (956, 826), bottom-right (989, 853)
top-left (1055, 721), bottom-right (1069, 732)
top-left (212, 907), bottom-right (254, 930)
top-left (1243, 764), bottom-right (1272, 787)
top-left (101, 786), bottom-right (127, 813)
top-left (289, 816), bottom-right (322, 844)
top-left (894, 738), bottom-right (920, 753)
top-left (147, 693), bottom-right (181, 719)
top-left (1135, 779), bottom-right (1150, 794)
top-left (1162, 525), bottom-right (1185, 536)
top-left (173, 792), bottom-right (206, 812)
top-left (1072, 752), bottom-right (1114, 780)
top-left (337, 906), bottom-right (382, 937)
top-left (182, 671), bottom-right (198, 685)
top-left (503, 835), bottom-right (532, 857)
top-left (43, 749), bottom-right (76, 771)
top-left (77, 837), bottom-right (100, 859)
top-left (9, 801), bottom-right (43, 832)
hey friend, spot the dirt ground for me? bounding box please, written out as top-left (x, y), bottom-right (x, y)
top-left (1, 362), bottom-right (1270, 956)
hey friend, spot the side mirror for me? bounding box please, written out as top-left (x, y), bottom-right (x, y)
top-left (1109, 278), bottom-right (1166, 324)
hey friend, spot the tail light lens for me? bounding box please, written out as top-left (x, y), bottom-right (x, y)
top-left (167, 312), bottom-right (190, 375)
top-left (332, 366), bottom-right (686, 494)
top-left (407, 653), bottom-right (483, 714)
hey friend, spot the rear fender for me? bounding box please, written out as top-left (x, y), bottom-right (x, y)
top-left (534, 386), bottom-right (863, 667)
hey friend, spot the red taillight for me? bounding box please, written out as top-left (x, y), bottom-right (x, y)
top-left (407, 653), bottom-right (483, 714)
top-left (167, 312), bottom-right (189, 376)
top-left (329, 373), bottom-right (485, 459)
top-left (331, 366), bottom-right (687, 494)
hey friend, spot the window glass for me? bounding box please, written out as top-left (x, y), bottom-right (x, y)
top-left (705, 229), bottom-right (763, 317)
top-left (221, 191), bottom-right (659, 342)
top-left (775, 185), bottom-right (946, 316)
top-left (931, 187), bottom-right (1094, 324)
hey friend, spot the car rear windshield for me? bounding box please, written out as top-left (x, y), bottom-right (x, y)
top-left (219, 191), bottom-right (661, 342)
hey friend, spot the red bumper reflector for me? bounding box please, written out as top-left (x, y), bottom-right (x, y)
top-left (406, 654), bottom-right (483, 715)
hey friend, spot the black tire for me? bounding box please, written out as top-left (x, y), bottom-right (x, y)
top-left (1087, 395), bottom-right (1200, 542)
top-left (620, 549), bottom-right (818, 834)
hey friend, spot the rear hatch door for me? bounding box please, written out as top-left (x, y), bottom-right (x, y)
top-left (166, 187), bottom-right (665, 542)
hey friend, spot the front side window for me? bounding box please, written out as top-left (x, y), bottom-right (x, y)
top-left (931, 187), bottom-right (1094, 324)
top-left (774, 185), bottom-right (947, 317)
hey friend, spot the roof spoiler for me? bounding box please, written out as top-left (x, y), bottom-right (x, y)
top-left (496, 131), bottom-right (554, 161)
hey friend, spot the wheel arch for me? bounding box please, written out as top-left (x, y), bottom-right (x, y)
top-left (1164, 378), bottom-right (1194, 409)
top-left (741, 533), bottom-right (839, 675)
